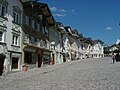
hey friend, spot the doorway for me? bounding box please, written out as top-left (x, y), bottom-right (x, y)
top-left (12, 57), bottom-right (18, 69)
top-left (0, 57), bottom-right (4, 75)
top-left (38, 55), bottom-right (42, 67)
top-left (52, 54), bottom-right (55, 64)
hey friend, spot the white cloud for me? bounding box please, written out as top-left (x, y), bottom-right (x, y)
top-left (59, 9), bottom-right (66, 12)
top-left (50, 7), bottom-right (66, 12)
top-left (53, 14), bottom-right (66, 17)
top-left (71, 10), bottom-right (76, 14)
top-left (50, 7), bottom-right (66, 17)
top-left (71, 10), bottom-right (75, 12)
top-left (50, 7), bottom-right (57, 11)
top-left (106, 27), bottom-right (112, 30)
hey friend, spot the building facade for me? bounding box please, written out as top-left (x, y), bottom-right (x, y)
top-left (0, 0), bottom-right (23, 75)
top-left (21, 1), bottom-right (55, 69)
top-left (0, 0), bottom-right (105, 76)
top-left (91, 41), bottom-right (104, 58)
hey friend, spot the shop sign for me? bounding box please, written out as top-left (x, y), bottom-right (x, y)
top-left (0, 45), bottom-right (4, 54)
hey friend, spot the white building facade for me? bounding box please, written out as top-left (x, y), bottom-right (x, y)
top-left (91, 42), bottom-right (104, 58)
top-left (0, 0), bottom-right (23, 75)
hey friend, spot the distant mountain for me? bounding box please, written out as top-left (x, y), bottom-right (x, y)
top-left (116, 39), bottom-right (120, 45)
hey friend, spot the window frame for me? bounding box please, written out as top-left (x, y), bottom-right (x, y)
top-left (0, 0), bottom-right (8, 18)
top-left (12, 34), bottom-right (19, 46)
top-left (0, 31), bottom-right (3, 41)
top-left (31, 20), bottom-right (35, 29)
top-left (12, 6), bottom-right (21, 25)
top-left (13, 11), bottom-right (20, 24)
top-left (0, 4), bottom-right (6, 17)
top-left (24, 34), bottom-right (29, 44)
top-left (42, 26), bottom-right (48, 35)
top-left (0, 31), bottom-right (5, 43)
top-left (25, 15), bottom-right (29, 25)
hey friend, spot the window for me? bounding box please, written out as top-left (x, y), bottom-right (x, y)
top-left (43, 40), bottom-right (47, 48)
top-left (0, 0), bottom-right (8, 17)
top-left (0, 4), bottom-right (6, 17)
top-left (0, 31), bottom-right (3, 41)
top-left (32, 20), bottom-right (35, 29)
top-left (31, 36), bottom-right (35, 45)
top-left (13, 6), bottom-right (21, 24)
top-left (37, 23), bottom-right (40, 31)
top-left (42, 27), bottom-right (48, 35)
top-left (29, 36), bottom-right (32, 44)
top-left (25, 52), bottom-right (35, 64)
top-left (24, 34), bottom-right (29, 43)
top-left (12, 35), bottom-right (19, 46)
top-left (25, 15), bottom-right (29, 25)
top-left (13, 12), bottom-right (20, 24)
top-left (36, 39), bottom-right (40, 47)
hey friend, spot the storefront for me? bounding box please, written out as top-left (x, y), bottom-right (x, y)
top-left (42, 50), bottom-right (52, 66)
top-left (24, 47), bottom-right (37, 69)
top-left (8, 51), bottom-right (22, 71)
top-left (23, 46), bottom-right (52, 69)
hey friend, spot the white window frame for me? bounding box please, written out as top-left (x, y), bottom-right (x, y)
top-left (0, 4), bottom-right (6, 17)
top-left (13, 11), bottom-right (20, 24)
top-left (12, 34), bottom-right (19, 46)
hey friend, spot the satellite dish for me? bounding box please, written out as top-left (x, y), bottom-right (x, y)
top-left (51, 41), bottom-right (55, 45)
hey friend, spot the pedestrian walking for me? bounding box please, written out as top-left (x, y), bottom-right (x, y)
top-left (112, 53), bottom-right (116, 64)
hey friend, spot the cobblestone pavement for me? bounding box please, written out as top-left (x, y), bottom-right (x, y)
top-left (0, 57), bottom-right (120, 90)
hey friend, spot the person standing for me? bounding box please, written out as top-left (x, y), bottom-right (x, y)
top-left (112, 53), bottom-right (116, 64)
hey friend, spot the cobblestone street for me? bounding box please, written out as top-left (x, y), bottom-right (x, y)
top-left (0, 57), bottom-right (120, 90)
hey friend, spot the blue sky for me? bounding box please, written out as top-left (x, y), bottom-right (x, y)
top-left (40, 0), bottom-right (120, 45)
